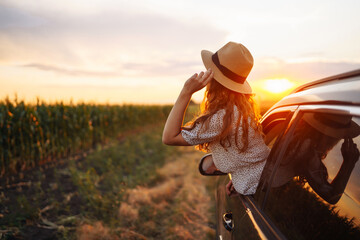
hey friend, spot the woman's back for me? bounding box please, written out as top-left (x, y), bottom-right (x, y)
top-left (182, 106), bottom-right (270, 195)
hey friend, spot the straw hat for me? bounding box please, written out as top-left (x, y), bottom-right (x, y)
top-left (303, 112), bottom-right (360, 139)
top-left (201, 41), bottom-right (254, 94)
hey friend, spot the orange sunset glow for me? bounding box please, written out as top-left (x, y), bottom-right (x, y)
top-left (251, 77), bottom-right (301, 105)
top-left (263, 78), bottom-right (296, 94)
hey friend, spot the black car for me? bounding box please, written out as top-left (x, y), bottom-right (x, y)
top-left (200, 69), bottom-right (360, 240)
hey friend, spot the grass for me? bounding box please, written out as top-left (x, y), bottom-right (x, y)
top-left (0, 124), bottom-right (180, 239)
top-left (69, 125), bottom-right (178, 224)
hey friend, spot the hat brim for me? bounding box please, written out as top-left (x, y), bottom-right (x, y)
top-left (303, 114), bottom-right (360, 139)
top-left (201, 50), bottom-right (252, 94)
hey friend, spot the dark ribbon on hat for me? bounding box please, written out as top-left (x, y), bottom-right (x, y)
top-left (212, 52), bottom-right (247, 84)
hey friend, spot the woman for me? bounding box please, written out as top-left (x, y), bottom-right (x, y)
top-left (162, 42), bottom-right (270, 196)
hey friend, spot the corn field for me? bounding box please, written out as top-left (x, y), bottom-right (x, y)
top-left (0, 97), bottom-right (172, 176)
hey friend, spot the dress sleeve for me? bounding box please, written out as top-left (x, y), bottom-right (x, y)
top-left (181, 109), bottom-right (225, 145)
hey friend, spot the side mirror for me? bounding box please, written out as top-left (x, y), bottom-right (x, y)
top-left (198, 153), bottom-right (227, 176)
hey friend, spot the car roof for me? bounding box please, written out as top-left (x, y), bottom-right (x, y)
top-left (265, 68), bottom-right (360, 114)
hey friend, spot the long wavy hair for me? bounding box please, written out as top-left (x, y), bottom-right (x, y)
top-left (183, 78), bottom-right (263, 152)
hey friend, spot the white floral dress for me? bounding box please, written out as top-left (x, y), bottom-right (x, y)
top-left (181, 107), bottom-right (270, 195)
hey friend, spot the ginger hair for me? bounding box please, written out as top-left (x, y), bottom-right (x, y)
top-left (183, 78), bottom-right (263, 152)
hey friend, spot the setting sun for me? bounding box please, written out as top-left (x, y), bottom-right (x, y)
top-left (263, 78), bottom-right (295, 94)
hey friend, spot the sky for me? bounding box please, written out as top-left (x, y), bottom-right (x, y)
top-left (1, 0), bottom-right (360, 105)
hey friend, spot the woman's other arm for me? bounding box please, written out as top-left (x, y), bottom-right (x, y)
top-left (162, 69), bottom-right (213, 146)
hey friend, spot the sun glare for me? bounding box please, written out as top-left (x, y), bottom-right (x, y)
top-left (263, 78), bottom-right (295, 94)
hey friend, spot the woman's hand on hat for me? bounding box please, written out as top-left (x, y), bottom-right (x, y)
top-left (182, 68), bottom-right (214, 95)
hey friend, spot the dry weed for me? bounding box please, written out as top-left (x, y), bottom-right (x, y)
top-left (118, 202), bottom-right (139, 223)
top-left (167, 225), bottom-right (194, 240)
top-left (77, 221), bottom-right (120, 240)
top-left (127, 178), bottom-right (182, 206)
top-left (119, 228), bottom-right (147, 240)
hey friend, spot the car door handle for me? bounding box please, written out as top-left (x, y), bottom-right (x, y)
top-left (222, 212), bottom-right (234, 232)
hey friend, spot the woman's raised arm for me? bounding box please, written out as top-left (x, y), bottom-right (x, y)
top-left (162, 69), bottom-right (213, 146)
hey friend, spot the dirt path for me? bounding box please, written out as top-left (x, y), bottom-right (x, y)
top-left (77, 147), bottom-right (216, 240)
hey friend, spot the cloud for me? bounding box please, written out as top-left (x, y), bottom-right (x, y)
top-left (20, 58), bottom-right (203, 78)
top-left (21, 63), bottom-right (120, 78)
top-left (0, 3), bottom-right (227, 72)
top-left (121, 59), bottom-right (202, 77)
top-left (0, 3), bottom-right (46, 29)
